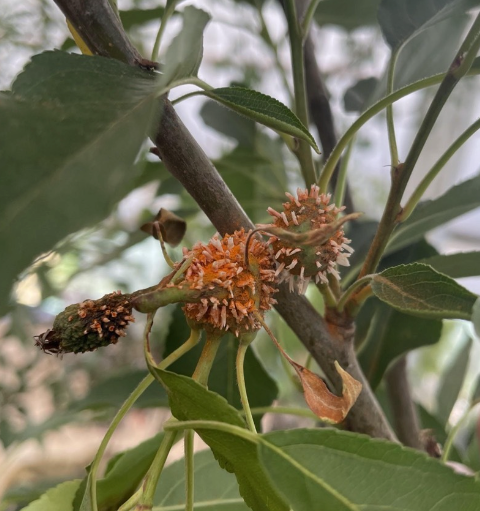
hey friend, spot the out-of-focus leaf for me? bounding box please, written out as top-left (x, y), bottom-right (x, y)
top-left (420, 252), bottom-right (480, 278)
top-left (388, 172), bottom-right (480, 254)
top-left (201, 99), bottom-right (256, 147)
top-left (22, 480), bottom-right (82, 511)
top-left (159, 6), bottom-right (210, 88)
top-left (203, 87), bottom-right (320, 153)
top-left (314, 0), bottom-right (381, 30)
top-left (378, 0), bottom-right (478, 50)
top-left (259, 428), bottom-right (480, 511)
top-left (472, 297), bottom-right (480, 338)
top-left (154, 449), bottom-right (249, 509)
top-left (343, 77), bottom-right (378, 112)
top-left (96, 433), bottom-right (164, 509)
top-left (358, 299), bottom-right (442, 389)
top-left (437, 338), bottom-right (472, 425)
top-left (164, 306), bottom-right (278, 430)
top-left (0, 51), bottom-right (160, 312)
top-left (153, 369), bottom-right (288, 511)
top-left (371, 263), bottom-right (478, 320)
top-left (214, 144), bottom-right (286, 223)
top-left (70, 369), bottom-right (168, 411)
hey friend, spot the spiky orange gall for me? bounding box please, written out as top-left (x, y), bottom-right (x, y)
top-left (266, 185), bottom-right (353, 293)
top-left (174, 229), bottom-right (277, 336)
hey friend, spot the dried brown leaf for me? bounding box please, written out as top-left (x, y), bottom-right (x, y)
top-left (290, 360), bottom-right (362, 424)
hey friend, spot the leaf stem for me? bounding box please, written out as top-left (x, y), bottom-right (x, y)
top-left (184, 430), bottom-right (194, 511)
top-left (333, 138), bottom-right (354, 208)
top-left (83, 373), bottom-right (155, 511)
top-left (386, 48), bottom-right (400, 167)
top-left (255, 0), bottom-right (293, 102)
top-left (164, 420), bottom-right (259, 444)
top-left (192, 332), bottom-right (223, 386)
top-left (356, 12), bottom-right (480, 281)
top-left (135, 429), bottom-right (179, 510)
top-left (301, 0), bottom-right (321, 39)
top-left (236, 336), bottom-right (257, 433)
top-left (442, 401), bottom-right (480, 462)
top-left (317, 64), bottom-right (480, 193)
top-left (336, 275), bottom-right (372, 313)
top-left (285, 0), bottom-right (317, 186)
top-left (151, 0), bottom-right (178, 62)
top-left (247, 406), bottom-right (318, 420)
top-left (400, 117), bottom-right (480, 222)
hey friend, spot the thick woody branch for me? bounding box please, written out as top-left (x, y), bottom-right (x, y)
top-left (54, 0), bottom-right (395, 440)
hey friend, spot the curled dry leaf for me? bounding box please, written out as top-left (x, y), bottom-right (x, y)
top-left (141, 208), bottom-right (187, 247)
top-left (290, 360), bottom-right (362, 424)
top-left (258, 311), bottom-right (362, 424)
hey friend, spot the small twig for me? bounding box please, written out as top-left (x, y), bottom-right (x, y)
top-left (385, 356), bottom-right (424, 450)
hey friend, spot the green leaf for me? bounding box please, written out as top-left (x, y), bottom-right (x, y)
top-left (259, 428), bottom-right (480, 511)
top-left (388, 173), bottom-right (480, 253)
top-left (154, 449), bottom-right (249, 509)
top-left (378, 0), bottom-right (479, 50)
top-left (160, 6), bottom-right (210, 88)
top-left (203, 87), bottom-right (320, 153)
top-left (153, 369), bottom-right (288, 511)
top-left (358, 299), bottom-right (442, 389)
top-left (437, 337), bottom-right (472, 425)
top-left (96, 433), bottom-right (164, 509)
top-left (23, 480), bottom-right (82, 511)
top-left (420, 252), bottom-right (480, 278)
top-left (0, 51), bottom-right (160, 312)
top-left (314, 0), bottom-right (381, 30)
top-left (164, 306), bottom-right (278, 430)
top-left (371, 263), bottom-right (478, 319)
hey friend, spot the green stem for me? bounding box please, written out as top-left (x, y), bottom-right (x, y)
top-left (157, 76), bottom-right (213, 99)
top-left (386, 48), bottom-right (400, 167)
top-left (192, 332), bottom-right (222, 386)
top-left (85, 374), bottom-right (155, 511)
top-left (151, 0), bottom-right (178, 61)
top-left (318, 64), bottom-right (480, 193)
top-left (159, 328), bottom-right (202, 369)
top-left (336, 275), bottom-right (372, 313)
top-left (301, 0), bottom-right (322, 39)
top-left (164, 420), bottom-right (259, 444)
top-left (255, 0), bottom-right (293, 102)
top-left (236, 337), bottom-right (256, 433)
top-left (135, 429), bottom-right (179, 510)
top-left (184, 430), bottom-right (194, 511)
top-left (400, 117), bottom-right (480, 222)
top-left (442, 401), bottom-right (480, 462)
top-left (285, 0), bottom-right (317, 186)
top-left (356, 13), bottom-right (480, 280)
top-left (248, 406), bottom-right (318, 420)
top-left (333, 138), bottom-right (354, 207)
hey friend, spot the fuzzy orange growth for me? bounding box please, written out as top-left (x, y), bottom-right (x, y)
top-left (267, 184), bottom-right (353, 293)
top-left (177, 229), bottom-right (277, 336)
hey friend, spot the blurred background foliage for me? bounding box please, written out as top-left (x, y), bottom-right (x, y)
top-left (2, 0), bottom-right (480, 509)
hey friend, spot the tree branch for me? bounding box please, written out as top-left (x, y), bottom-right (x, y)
top-left (53, 0), bottom-right (396, 441)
